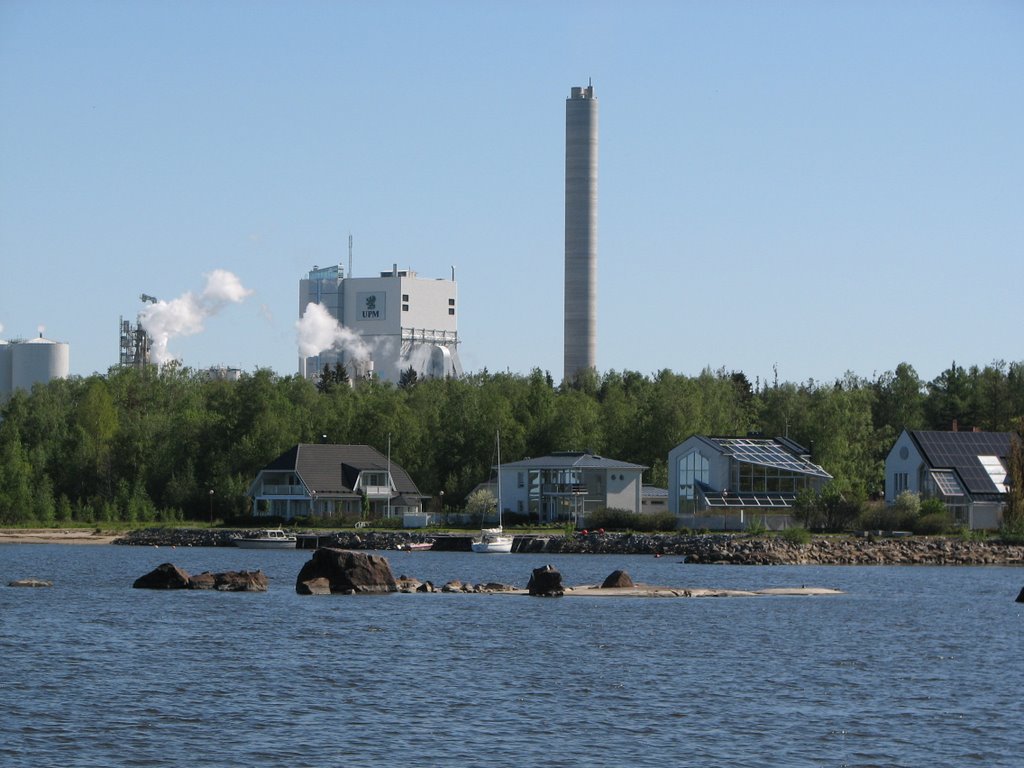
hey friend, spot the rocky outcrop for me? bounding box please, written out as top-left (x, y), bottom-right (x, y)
top-left (601, 570), bottom-right (634, 589)
top-left (133, 562), bottom-right (192, 589)
top-left (8, 578), bottom-right (53, 588)
top-left (132, 563), bottom-right (267, 591)
top-left (527, 565), bottom-right (564, 597)
top-left (187, 570), bottom-right (268, 592)
top-left (295, 548), bottom-right (397, 595)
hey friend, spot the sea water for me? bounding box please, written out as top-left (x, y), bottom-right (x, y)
top-left (1, 545), bottom-right (1021, 767)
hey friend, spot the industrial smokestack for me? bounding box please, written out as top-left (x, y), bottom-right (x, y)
top-left (564, 82), bottom-right (598, 383)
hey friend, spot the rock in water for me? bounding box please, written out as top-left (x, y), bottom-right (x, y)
top-left (133, 563), bottom-right (191, 589)
top-left (1016, 587), bottom-right (1024, 603)
top-left (600, 570), bottom-right (634, 589)
top-left (295, 548), bottom-right (397, 595)
top-left (8, 578), bottom-right (53, 588)
top-left (188, 570), bottom-right (268, 592)
top-left (527, 564), bottom-right (564, 597)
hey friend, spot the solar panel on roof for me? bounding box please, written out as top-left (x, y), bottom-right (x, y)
top-left (715, 438), bottom-right (831, 478)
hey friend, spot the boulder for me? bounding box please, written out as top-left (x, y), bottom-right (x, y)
top-left (188, 570), bottom-right (268, 592)
top-left (441, 580), bottom-right (463, 593)
top-left (295, 548), bottom-right (397, 595)
top-left (527, 564), bottom-right (564, 597)
top-left (8, 578), bottom-right (53, 588)
top-left (296, 577), bottom-right (332, 596)
top-left (133, 562), bottom-right (191, 589)
top-left (600, 570), bottom-right (634, 589)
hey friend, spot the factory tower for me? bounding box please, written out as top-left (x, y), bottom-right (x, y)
top-left (564, 82), bottom-right (598, 383)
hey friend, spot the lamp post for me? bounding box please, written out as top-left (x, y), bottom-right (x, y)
top-left (439, 490), bottom-right (444, 526)
top-left (208, 489), bottom-right (214, 526)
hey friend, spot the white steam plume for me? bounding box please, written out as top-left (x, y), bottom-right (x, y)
top-left (296, 302), bottom-right (370, 360)
top-left (140, 269), bottom-right (253, 365)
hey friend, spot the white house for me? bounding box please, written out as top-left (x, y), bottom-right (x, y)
top-left (668, 435), bottom-right (832, 530)
top-left (497, 451), bottom-right (647, 526)
top-left (885, 429), bottom-right (1011, 529)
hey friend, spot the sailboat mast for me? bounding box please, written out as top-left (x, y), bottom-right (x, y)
top-left (496, 430), bottom-right (502, 527)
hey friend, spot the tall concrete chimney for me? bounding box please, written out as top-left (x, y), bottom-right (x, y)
top-left (564, 83), bottom-right (598, 383)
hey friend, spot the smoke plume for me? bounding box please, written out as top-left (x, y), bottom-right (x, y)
top-left (296, 302), bottom-right (370, 360)
top-left (140, 269), bottom-right (253, 365)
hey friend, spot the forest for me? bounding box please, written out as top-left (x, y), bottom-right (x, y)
top-left (1, 359), bottom-right (1023, 527)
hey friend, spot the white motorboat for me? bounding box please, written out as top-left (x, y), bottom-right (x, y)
top-left (234, 528), bottom-right (297, 549)
top-left (471, 431), bottom-right (514, 554)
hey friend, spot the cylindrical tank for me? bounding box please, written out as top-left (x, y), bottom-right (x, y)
top-left (11, 336), bottom-right (70, 392)
top-left (0, 340), bottom-right (11, 398)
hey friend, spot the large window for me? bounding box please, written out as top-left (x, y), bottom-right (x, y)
top-left (678, 451), bottom-right (709, 500)
top-left (732, 461), bottom-right (813, 494)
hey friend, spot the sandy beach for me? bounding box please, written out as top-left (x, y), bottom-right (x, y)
top-left (0, 528), bottom-right (119, 545)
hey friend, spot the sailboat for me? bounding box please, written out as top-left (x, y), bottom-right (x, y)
top-left (471, 431), bottom-right (514, 553)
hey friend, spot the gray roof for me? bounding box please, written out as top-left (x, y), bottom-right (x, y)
top-left (261, 444), bottom-right (422, 497)
top-left (501, 451), bottom-right (647, 471)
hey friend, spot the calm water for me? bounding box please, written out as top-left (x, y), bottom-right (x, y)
top-left (1, 545), bottom-right (1021, 767)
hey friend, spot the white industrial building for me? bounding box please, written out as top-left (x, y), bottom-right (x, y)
top-left (0, 335), bottom-right (70, 399)
top-left (299, 264), bottom-right (462, 384)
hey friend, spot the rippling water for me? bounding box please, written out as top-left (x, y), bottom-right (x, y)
top-left (2, 545), bottom-right (1021, 767)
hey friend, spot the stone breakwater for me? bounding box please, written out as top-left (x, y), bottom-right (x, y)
top-left (112, 528), bottom-right (1024, 566)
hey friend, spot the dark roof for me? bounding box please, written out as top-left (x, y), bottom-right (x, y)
top-left (261, 444), bottom-right (421, 497)
top-left (908, 430), bottom-right (1012, 496)
top-left (502, 451), bottom-right (647, 471)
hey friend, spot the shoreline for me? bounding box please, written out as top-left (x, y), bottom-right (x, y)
top-left (0, 528), bottom-right (120, 545)
top-left (4, 527), bottom-right (1023, 566)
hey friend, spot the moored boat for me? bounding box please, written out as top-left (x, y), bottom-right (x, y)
top-left (234, 528), bottom-right (297, 549)
top-left (398, 541), bottom-right (434, 552)
top-left (471, 431), bottom-right (514, 554)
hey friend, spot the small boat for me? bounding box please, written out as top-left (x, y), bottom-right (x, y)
top-left (471, 431), bottom-right (514, 554)
top-left (234, 528), bottom-right (297, 549)
top-left (471, 527), bottom-right (513, 554)
top-left (398, 541), bottom-right (434, 552)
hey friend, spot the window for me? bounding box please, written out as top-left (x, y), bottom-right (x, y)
top-left (678, 451), bottom-right (709, 500)
top-left (518, 472), bottom-right (524, 488)
top-left (448, 298), bottom-right (455, 306)
top-left (402, 294), bottom-right (409, 302)
top-left (402, 304), bottom-right (409, 311)
top-left (893, 472), bottom-right (909, 495)
top-left (448, 308), bottom-right (455, 315)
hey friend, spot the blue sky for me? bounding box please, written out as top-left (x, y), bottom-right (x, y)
top-left (2, 0), bottom-right (1021, 386)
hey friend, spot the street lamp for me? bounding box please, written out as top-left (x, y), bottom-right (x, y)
top-left (439, 490), bottom-right (444, 526)
top-left (208, 489), bottom-right (214, 526)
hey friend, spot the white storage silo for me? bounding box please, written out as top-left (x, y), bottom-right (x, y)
top-left (11, 336), bottom-right (70, 392)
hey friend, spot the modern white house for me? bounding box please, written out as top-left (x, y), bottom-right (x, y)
top-left (884, 429), bottom-right (1012, 529)
top-left (498, 451), bottom-right (647, 526)
top-left (248, 444), bottom-right (424, 522)
top-left (668, 435), bottom-right (832, 530)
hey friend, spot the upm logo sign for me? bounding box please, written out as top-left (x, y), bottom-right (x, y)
top-left (357, 292), bottom-right (385, 320)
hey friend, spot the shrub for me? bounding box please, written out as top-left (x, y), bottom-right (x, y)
top-left (585, 508), bottom-right (676, 532)
top-left (779, 526), bottom-right (811, 545)
top-left (912, 511), bottom-right (952, 535)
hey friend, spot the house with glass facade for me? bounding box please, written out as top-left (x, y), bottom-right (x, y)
top-left (248, 444), bottom-right (423, 522)
top-left (668, 436), bottom-right (832, 530)
top-left (884, 429), bottom-right (1011, 529)
top-left (499, 451), bottom-right (647, 526)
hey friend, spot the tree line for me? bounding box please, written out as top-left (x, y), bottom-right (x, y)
top-left (1, 359), bottom-right (1022, 527)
